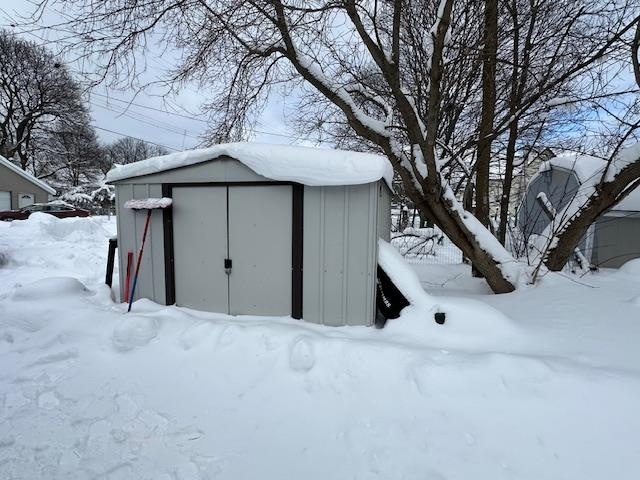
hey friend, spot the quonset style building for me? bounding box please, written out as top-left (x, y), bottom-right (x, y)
top-left (517, 154), bottom-right (640, 268)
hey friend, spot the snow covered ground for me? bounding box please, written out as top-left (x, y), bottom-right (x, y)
top-left (1, 214), bottom-right (639, 479)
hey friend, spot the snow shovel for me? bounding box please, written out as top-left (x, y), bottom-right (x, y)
top-left (123, 251), bottom-right (133, 303)
top-left (124, 198), bottom-right (173, 312)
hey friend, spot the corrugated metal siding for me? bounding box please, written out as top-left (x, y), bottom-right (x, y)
top-left (377, 183), bottom-right (392, 242)
top-left (303, 183), bottom-right (379, 326)
top-left (115, 183), bottom-right (166, 304)
top-left (592, 216), bottom-right (640, 268)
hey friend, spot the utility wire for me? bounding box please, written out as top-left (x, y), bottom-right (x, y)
top-left (89, 99), bottom-right (202, 139)
top-left (2, 13), bottom-right (307, 143)
top-left (91, 125), bottom-right (180, 151)
top-left (90, 92), bottom-right (303, 140)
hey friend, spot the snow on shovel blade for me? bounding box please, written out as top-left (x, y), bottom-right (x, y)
top-left (124, 197), bottom-right (173, 210)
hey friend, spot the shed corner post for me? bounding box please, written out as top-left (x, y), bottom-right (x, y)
top-left (162, 183), bottom-right (176, 305)
top-left (292, 183), bottom-right (304, 319)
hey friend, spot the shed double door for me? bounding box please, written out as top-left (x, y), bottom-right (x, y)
top-left (172, 185), bottom-right (292, 316)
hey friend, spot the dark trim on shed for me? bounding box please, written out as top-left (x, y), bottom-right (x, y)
top-left (159, 181), bottom-right (295, 188)
top-left (161, 181), bottom-right (304, 318)
top-left (291, 184), bottom-right (304, 319)
top-left (162, 183), bottom-right (176, 305)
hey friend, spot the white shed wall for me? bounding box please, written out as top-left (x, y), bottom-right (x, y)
top-left (302, 182), bottom-right (382, 326)
top-left (115, 183), bottom-right (166, 304)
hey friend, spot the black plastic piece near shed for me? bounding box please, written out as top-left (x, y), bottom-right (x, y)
top-left (375, 265), bottom-right (410, 328)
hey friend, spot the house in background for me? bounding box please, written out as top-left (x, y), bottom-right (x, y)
top-left (489, 147), bottom-right (555, 216)
top-left (517, 153), bottom-right (640, 268)
top-left (0, 155), bottom-right (56, 210)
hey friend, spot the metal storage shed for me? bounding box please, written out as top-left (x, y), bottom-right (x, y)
top-left (517, 154), bottom-right (640, 268)
top-left (106, 143), bottom-right (394, 326)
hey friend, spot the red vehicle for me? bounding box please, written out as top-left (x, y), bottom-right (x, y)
top-left (0, 202), bottom-right (90, 221)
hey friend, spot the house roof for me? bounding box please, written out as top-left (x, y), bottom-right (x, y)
top-left (537, 153), bottom-right (640, 212)
top-left (105, 142), bottom-right (394, 189)
top-left (0, 155), bottom-right (56, 195)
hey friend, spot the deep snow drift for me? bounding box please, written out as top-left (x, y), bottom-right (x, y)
top-left (1, 214), bottom-right (639, 479)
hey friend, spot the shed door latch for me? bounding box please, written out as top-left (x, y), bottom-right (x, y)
top-left (224, 258), bottom-right (232, 274)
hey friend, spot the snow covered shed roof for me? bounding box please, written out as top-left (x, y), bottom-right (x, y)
top-left (536, 153), bottom-right (640, 212)
top-left (0, 155), bottom-right (56, 195)
top-left (105, 142), bottom-right (394, 189)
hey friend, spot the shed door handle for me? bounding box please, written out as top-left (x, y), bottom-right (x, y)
top-left (224, 258), bottom-right (232, 274)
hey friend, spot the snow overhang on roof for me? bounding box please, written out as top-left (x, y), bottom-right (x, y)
top-left (536, 153), bottom-right (640, 212)
top-left (105, 142), bottom-right (394, 190)
top-left (538, 153), bottom-right (608, 184)
top-left (0, 155), bottom-right (56, 195)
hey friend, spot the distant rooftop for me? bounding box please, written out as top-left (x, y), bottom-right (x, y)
top-left (0, 155), bottom-right (56, 195)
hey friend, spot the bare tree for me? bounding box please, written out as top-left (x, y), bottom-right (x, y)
top-left (39, 119), bottom-right (103, 186)
top-left (28, 0), bottom-right (640, 291)
top-left (100, 137), bottom-right (168, 175)
top-left (0, 29), bottom-right (86, 172)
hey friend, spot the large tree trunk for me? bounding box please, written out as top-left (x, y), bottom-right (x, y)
top-left (400, 175), bottom-right (516, 293)
top-left (545, 156), bottom-right (640, 270)
top-left (473, 0), bottom-right (499, 277)
top-left (475, 0), bottom-right (498, 229)
top-left (416, 196), bottom-right (516, 293)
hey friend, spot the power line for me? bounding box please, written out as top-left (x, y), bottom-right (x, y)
top-left (2, 12), bottom-right (307, 143)
top-left (89, 98), bottom-right (202, 139)
top-left (89, 92), bottom-right (303, 140)
top-left (90, 92), bottom-right (210, 124)
top-left (91, 125), bottom-right (180, 151)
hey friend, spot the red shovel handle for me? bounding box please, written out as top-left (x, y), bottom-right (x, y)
top-left (123, 252), bottom-right (133, 303)
top-left (128, 209), bottom-right (152, 312)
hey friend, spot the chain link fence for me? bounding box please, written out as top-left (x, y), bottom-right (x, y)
top-left (390, 208), bottom-right (463, 265)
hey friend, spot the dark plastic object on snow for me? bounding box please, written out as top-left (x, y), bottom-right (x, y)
top-left (375, 265), bottom-right (410, 328)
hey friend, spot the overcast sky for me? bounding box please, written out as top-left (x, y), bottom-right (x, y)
top-left (1, 0), bottom-right (307, 151)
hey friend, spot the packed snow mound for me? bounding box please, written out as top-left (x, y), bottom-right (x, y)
top-left (378, 239), bottom-right (520, 349)
top-left (619, 258), bottom-right (640, 275)
top-left (385, 299), bottom-right (521, 351)
top-left (112, 316), bottom-right (159, 351)
top-left (8, 211), bottom-right (57, 230)
top-left (378, 239), bottom-right (437, 309)
top-left (105, 142), bottom-right (394, 189)
top-left (12, 277), bottom-right (90, 301)
top-left (9, 212), bottom-right (110, 240)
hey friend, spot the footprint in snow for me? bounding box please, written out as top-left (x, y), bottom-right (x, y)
top-left (216, 324), bottom-right (243, 349)
top-left (465, 432), bottom-right (476, 446)
top-left (179, 321), bottom-right (214, 351)
top-left (37, 390), bottom-right (60, 409)
top-left (289, 337), bottom-right (315, 373)
top-left (28, 349), bottom-right (78, 368)
top-left (112, 316), bottom-right (158, 352)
